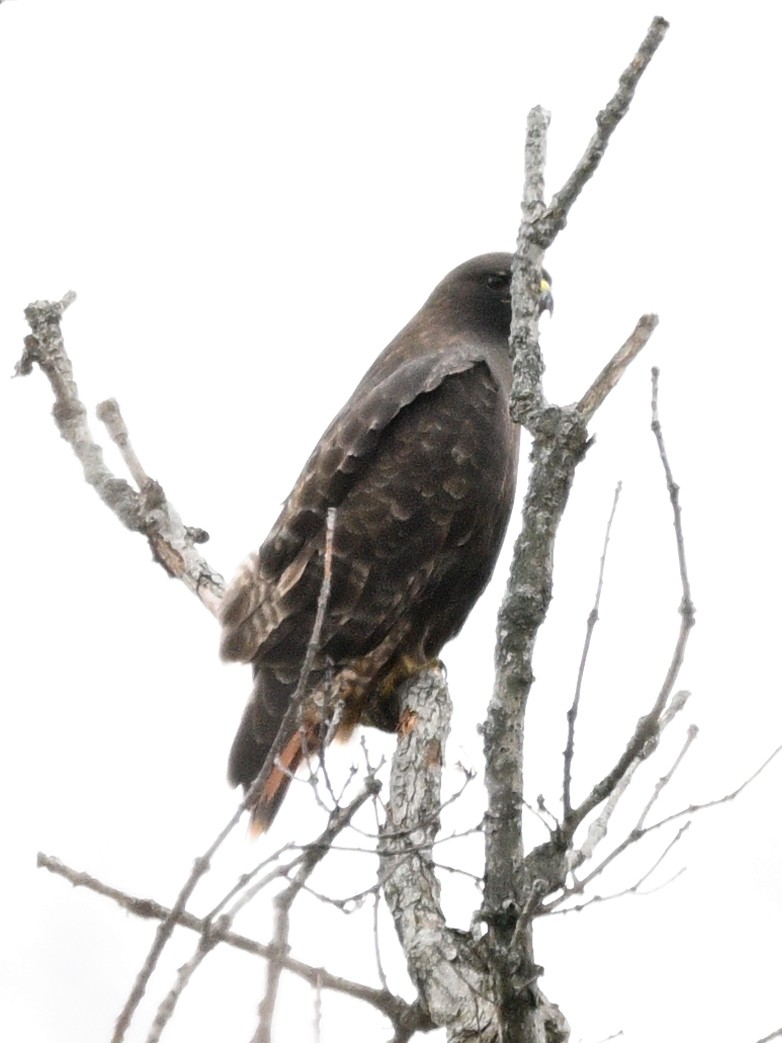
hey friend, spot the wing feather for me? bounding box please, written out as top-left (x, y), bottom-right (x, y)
top-left (220, 347), bottom-right (484, 663)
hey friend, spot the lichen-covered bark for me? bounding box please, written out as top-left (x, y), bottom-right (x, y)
top-left (482, 409), bottom-right (587, 1043)
top-left (380, 670), bottom-right (497, 1042)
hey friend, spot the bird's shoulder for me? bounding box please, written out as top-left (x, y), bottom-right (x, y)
top-left (218, 335), bottom-right (504, 663)
top-left (260, 338), bottom-right (492, 575)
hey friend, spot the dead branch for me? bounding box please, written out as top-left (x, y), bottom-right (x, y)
top-left (563, 482), bottom-right (623, 817)
top-left (17, 16), bottom-right (717, 1043)
top-left (559, 368), bottom-right (695, 848)
top-left (380, 669), bottom-right (498, 1041)
top-left (109, 797), bottom-right (252, 1043)
top-left (548, 740), bottom-right (782, 915)
top-left (540, 17), bottom-right (670, 245)
top-left (636, 722), bottom-right (699, 831)
top-left (641, 742), bottom-right (782, 835)
top-left (483, 21), bottom-right (668, 1043)
top-left (140, 777), bottom-right (380, 1043)
top-left (577, 315), bottom-right (660, 422)
top-left (509, 14), bottom-right (668, 428)
top-left (15, 296), bottom-right (224, 615)
top-left (568, 691), bottom-right (691, 875)
top-left (37, 846), bottom-right (429, 1035)
top-left (252, 780), bottom-right (381, 1043)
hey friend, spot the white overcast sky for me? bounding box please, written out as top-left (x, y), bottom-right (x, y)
top-left (2, 3), bottom-right (781, 1043)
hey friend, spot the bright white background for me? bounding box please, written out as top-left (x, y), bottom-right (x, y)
top-left (2, 3), bottom-right (781, 1042)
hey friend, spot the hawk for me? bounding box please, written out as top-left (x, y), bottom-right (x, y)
top-left (220, 253), bottom-right (551, 830)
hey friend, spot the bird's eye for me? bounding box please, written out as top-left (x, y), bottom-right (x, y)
top-left (486, 271), bottom-right (510, 290)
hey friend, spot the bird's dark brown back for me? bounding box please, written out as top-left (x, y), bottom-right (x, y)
top-left (221, 252), bottom-right (523, 831)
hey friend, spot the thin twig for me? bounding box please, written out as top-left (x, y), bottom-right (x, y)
top-left (547, 741), bottom-right (782, 914)
top-left (109, 800), bottom-right (250, 1043)
top-left (568, 691), bottom-right (690, 875)
top-left (37, 852), bottom-right (424, 1030)
top-left (372, 889), bottom-right (390, 992)
top-left (643, 742), bottom-right (782, 835)
top-left (252, 779), bottom-right (381, 1043)
top-left (549, 861), bottom-right (687, 918)
top-left (636, 722), bottom-right (698, 831)
top-left (564, 482), bottom-right (623, 816)
top-left (566, 822), bottom-right (690, 917)
top-left (204, 844), bottom-right (297, 922)
top-left (313, 971), bottom-right (323, 1043)
top-left (651, 367), bottom-right (694, 613)
top-left (562, 370), bottom-right (695, 841)
top-left (145, 928), bottom-right (221, 1043)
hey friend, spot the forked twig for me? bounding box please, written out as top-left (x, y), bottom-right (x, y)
top-left (16, 296), bottom-right (224, 615)
top-left (561, 371), bottom-right (696, 843)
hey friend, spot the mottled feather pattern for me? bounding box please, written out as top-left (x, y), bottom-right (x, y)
top-left (221, 253), bottom-right (526, 829)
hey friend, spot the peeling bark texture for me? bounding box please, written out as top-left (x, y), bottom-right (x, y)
top-left (382, 671), bottom-right (571, 1043)
top-left (381, 669), bottom-right (497, 1042)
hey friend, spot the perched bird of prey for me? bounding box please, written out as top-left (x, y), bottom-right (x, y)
top-left (220, 253), bottom-right (552, 831)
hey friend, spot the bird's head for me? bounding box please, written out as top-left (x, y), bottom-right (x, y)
top-left (432, 253), bottom-right (553, 337)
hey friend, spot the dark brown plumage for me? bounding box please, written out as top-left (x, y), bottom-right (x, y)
top-left (220, 253), bottom-right (544, 830)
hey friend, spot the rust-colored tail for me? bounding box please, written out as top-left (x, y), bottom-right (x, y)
top-left (246, 728), bottom-right (308, 835)
top-left (228, 670), bottom-right (321, 833)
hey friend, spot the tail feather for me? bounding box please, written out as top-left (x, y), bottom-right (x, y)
top-left (247, 729), bottom-right (307, 835)
top-left (228, 671), bottom-right (322, 834)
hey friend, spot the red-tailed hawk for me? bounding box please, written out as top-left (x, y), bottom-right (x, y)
top-left (220, 253), bottom-right (551, 830)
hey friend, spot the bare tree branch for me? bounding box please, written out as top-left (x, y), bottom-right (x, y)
top-left (551, 839), bottom-right (689, 919)
top-left (540, 16), bottom-right (670, 246)
top-left (560, 368), bottom-right (695, 844)
top-left (252, 780), bottom-right (381, 1043)
top-left (480, 19), bottom-right (668, 1043)
top-left (15, 295), bottom-right (225, 615)
top-left (109, 800), bottom-right (251, 1043)
top-left (636, 722), bottom-right (698, 832)
top-left (381, 670), bottom-right (498, 1041)
top-left (20, 17), bottom-right (732, 1043)
top-left (567, 692), bottom-right (691, 876)
top-left (37, 851), bottom-right (428, 1033)
top-left (564, 482), bottom-right (623, 817)
top-left (642, 742), bottom-right (782, 836)
top-left (577, 315), bottom-right (659, 422)
top-left (509, 102), bottom-right (550, 421)
top-left (650, 367), bottom-right (693, 609)
top-left (549, 739), bottom-right (782, 916)
top-left (145, 931), bottom-right (219, 1043)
